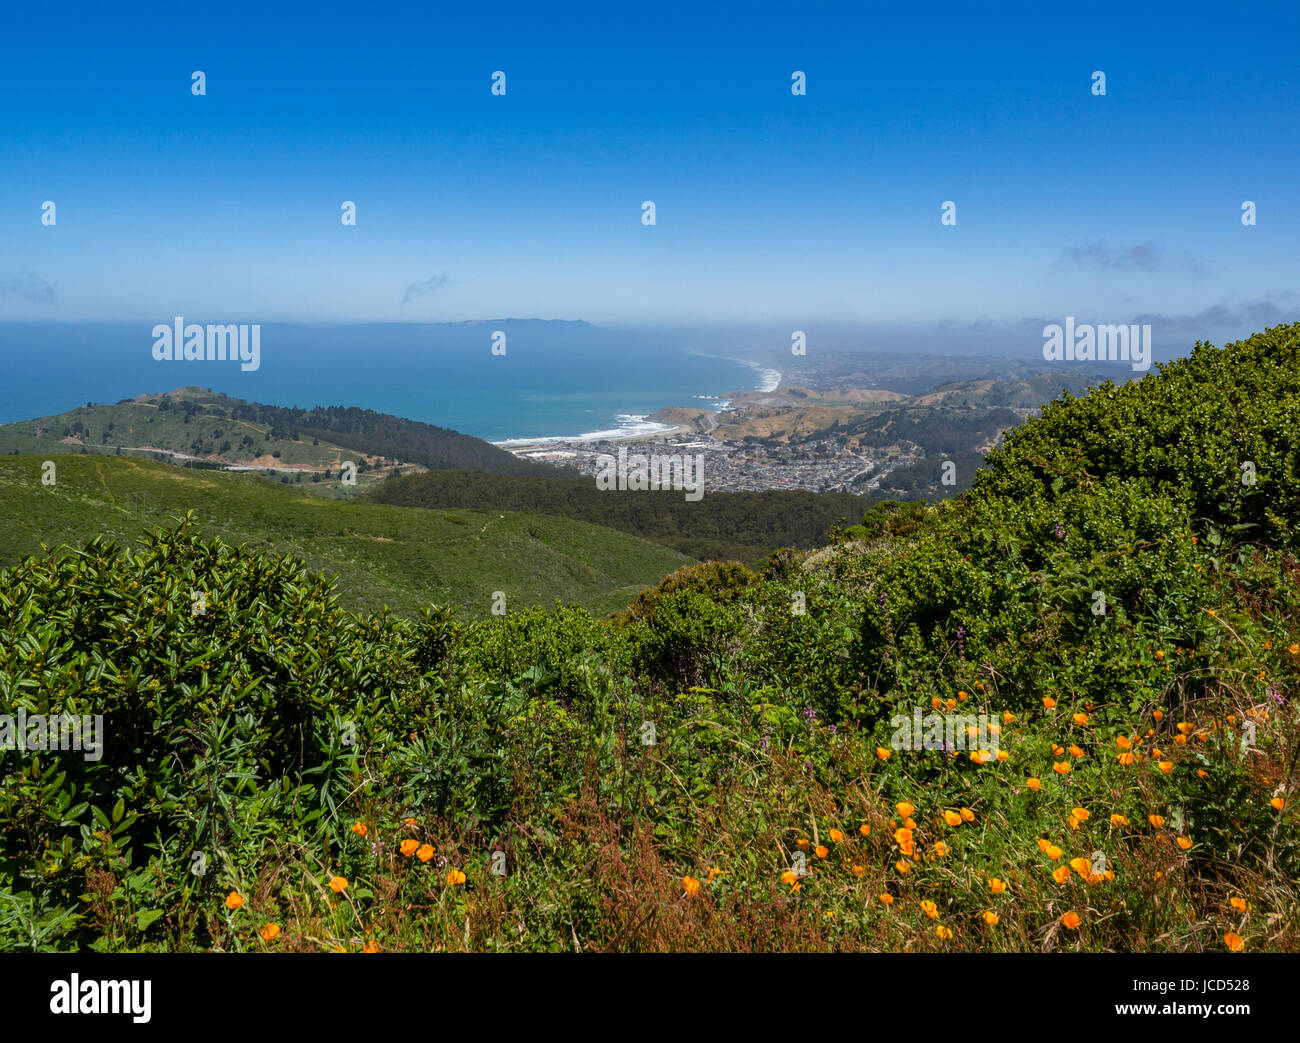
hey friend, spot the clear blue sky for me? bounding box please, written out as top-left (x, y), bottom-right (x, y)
top-left (1, 0), bottom-right (1296, 333)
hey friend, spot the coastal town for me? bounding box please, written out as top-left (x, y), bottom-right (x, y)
top-left (503, 432), bottom-right (886, 495)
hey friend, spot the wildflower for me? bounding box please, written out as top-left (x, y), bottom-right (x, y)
top-left (970, 749), bottom-right (993, 764)
top-left (983, 910), bottom-right (999, 926)
top-left (400, 839), bottom-right (419, 857)
top-left (996, 749), bottom-right (1009, 761)
top-left (1152, 709), bottom-right (1164, 721)
top-left (446, 868), bottom-right (467, 887)
top-left (851, 864), bottom-right (865, 877)
top-left (1037, 838), bottom-right (1052, 853)
top-left (781, 870), bottom-right (800, 886)
top-left (225, 891), bottom-right (244, 910)
top-left (1117, 753), bottom-right (1135, 765)
top-left (1045, 844), bottom-right (1063, 860)
top-left (683, 875), bottom-right (701, 897)
top-left (958, 690), bottom-right (967, 701)
top-left (859, 823), bottom-right (871, 837)
top-left (351, 821), bottom-right (368, 837)
top-left (1230, 897), bottom-right (1248, 913)
top-left (362, 940), bottom-right (381, 953)
top-left (815, 845), bottom-right (829, 859)
top-left (934, 841), bottom-right (950, 857)
top-left (1116, 735), bottom-right (1132, 750)
top-left (943, 810), bottom-right (962, 827)
top-left (416, 844), bottom-right (435, 862)
top-left (1270, 797), bottom-right (1285, 811)
top-left (903, 817), bottom-right (917, 829)
top-left (895, 859), bottom-right (911, 874)
top-left (1003, 711), bottom-right (1015, 724)
top-left (260, 923), bottom-right (280, 942)
top-left (1061, 911), bottom-right (1081, 929)
top-left (796, 838), bottom-right (810, 851)
top-left (1053, 762), bottom-right (1070, 775)
top-left (1290, 644), bottom-right (1299, 656)
top-left (1072, 713), bottom-right (1089, 726)
top-left (1148, 815), bottom-right (1165, 828)
top-left (707, 866), bottom-right (725, 883)
top-left (921, 900), bottom-right (938, 919)
top-left (329, 876), bottom-right (348, 893)
top-left (1177, 837), bottom-right (1193, 850)
top-left (1026, 777), bottom-right (1042, 791)
top-left (989, 878), bottom-right (1007, 895)
top-left (1067, 744), bottom-right (1085, 758)
top-left (879, 892), bottom-right (894, 905)
top-left (829, 828), bottom-right (844, 843)
top-left (402, 817), bottom-right (417, 827)
top-left (1110, 814), bottom-right (1129, 826)
top-left (935, 925), bottom-right (952, 940)
top-left (1043, 697), bottom-right (1057, 708)
top-left (1154, 650), bottom-right (1164, 660)
top-left (960, 807), bottom-right (975, 822)
top-left (1224, 932), bottom-right (1245, 952)
top-left (876, 747), bottom-right (892, 760)
top-left (896, 802), bottom-right (915, 818)
top-left (1158, 761), bottom-right (1174, 774)
top-left (1070, 807), bottom-right (1090, 823)
top-left (1052, 865), bottom-right (1071, 883)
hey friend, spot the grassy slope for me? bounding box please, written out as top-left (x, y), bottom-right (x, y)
top-left (0, 399), bottom-right (400, 491)
top-left (0, 454), bottom-right (693, 618)
top-left (0, 385), bottom-right (565, 485)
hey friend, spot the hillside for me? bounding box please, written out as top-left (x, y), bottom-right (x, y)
top-left (0, 454), bottom-right (692, 617)
top-left (1, 323), bottom-right (1298, 954)
top-left (0, 386), bottom-right (565, 486)
top-left (363, 469), bottom-right (866, 563)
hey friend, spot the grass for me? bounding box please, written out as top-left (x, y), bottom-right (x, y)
top-left (0, 454), bottom-right (694, 617)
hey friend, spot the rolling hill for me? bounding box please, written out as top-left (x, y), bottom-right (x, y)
top-left (0, 386), bottom-right (566, 488)
top-left (0, 454), bottom-right (693, 617)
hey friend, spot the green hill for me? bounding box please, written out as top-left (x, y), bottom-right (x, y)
top-left (0, 454), bottom-right (692, 617)
top-left (364, 469), bottom-right (866, 563)
top-left (0, 386), bottom-right (565, 487)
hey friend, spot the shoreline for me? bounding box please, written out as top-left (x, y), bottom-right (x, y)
top-left (492, 357), bottom-right (782, 452)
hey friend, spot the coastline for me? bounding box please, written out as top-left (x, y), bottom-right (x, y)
top-left (492, 356), bottom-right (782, 452)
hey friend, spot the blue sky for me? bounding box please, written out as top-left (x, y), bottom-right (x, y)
top-left (1, 0), bottom-right (1297, 337)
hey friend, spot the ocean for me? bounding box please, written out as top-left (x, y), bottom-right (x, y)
top-left (0, 321), bottom-right (780, 442)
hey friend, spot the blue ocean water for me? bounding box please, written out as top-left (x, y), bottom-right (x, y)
top-left (0, 321), bottom-right (775, 442)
